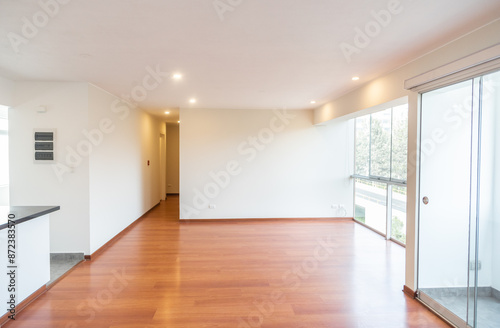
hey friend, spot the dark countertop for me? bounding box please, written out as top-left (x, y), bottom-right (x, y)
top-left (0, 206), bottom-right (60, 230)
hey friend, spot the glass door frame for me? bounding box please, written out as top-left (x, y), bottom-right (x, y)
top-left (415, 76), bottom-right (487, 328)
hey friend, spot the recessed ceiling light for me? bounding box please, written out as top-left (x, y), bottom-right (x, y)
top-left (310, 100), bottom-right (316, 104)
top-left (352, 76), bottom-right (360, 81)
top-left (172, 73), bottom-right (182, 80)
top-left (165, 111), bottom-right (170, 114)
top-left (189, 98), bottom-right (196, 104)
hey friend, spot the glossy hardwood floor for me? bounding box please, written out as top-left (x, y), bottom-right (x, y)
top-left (4, 196), bottom-right (450, 328)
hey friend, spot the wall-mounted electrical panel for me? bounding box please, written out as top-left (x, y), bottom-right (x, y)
top-left (34, 129), bottom-right (56, 163)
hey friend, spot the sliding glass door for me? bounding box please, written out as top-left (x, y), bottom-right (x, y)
top-left (418, 71), bottom-right (500, 327)
top-left (474, 71), bottom-right (500, 328)
top-left (418, 79), bottom-right (475, 327)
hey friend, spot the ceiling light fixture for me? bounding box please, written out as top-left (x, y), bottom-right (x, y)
top-left (172, 73), bottom-right (182, 80)
top-left (177, 120), bottom-right (180, 124)
top-left (352, 76), bottom-right (360, 81)
top-left (310, 100), bottom-right (316, 104)
top-left (189, 98), bottom-right (196, 104)
top-left (165, 111), bottom-right (170, 114)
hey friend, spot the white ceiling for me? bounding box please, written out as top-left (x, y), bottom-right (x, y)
top-left (1, 0), bottom-right (499, 122)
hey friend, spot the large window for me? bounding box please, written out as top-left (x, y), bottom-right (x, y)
top-left (354, 179), bottom-right (387, 235)
top-left (370, 109), bottom-right (392, 178)
top-left (391, 105), bottom-right (408, 181)
top-left (0, 106), bottom-right (9, 205)
top-left (353, 104), bottom-right (408, 244)
top-left (355, 105), bottom-right (408, 182)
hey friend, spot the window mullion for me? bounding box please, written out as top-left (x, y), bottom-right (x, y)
top-left (390, 107), bottom-right (394, 180)
top-left (386, 184), bottom-right (393, 240)
top-left (368, 115), bottom-right (372, 177)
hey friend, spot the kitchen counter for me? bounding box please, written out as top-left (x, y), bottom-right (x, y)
top-left (0, 206), bottom-right (60, 230)
top-left (0, 205), bottom-right (59, 320)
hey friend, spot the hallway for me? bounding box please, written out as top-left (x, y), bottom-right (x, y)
top-left (4, 196), bottom-right (448, 327)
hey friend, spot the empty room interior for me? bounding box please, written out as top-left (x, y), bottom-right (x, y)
top-left (0, 1), bottom-right (499, 327)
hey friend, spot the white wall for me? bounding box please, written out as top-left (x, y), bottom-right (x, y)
top-left (0, 76), bottom-right (14, 106)
top-left (313, 19), bottom-right (500, 291)
top-left (166, 123), bottom-right (180, 194)
top-left (9, 82), bottom-right (91, 254)
top-left (180, 108), bottom-right (353, 220)
top-left (0, 214), bottom-right (50, 309)
top-left (8, 82), bottom-right (165, 255)
top-left (88, 84), bottom-right (164, 254)
top-left (0, 187), bottom-right (7, 206)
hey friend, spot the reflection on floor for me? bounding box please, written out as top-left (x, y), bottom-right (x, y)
top-left (6, 197), bottom-right (451, 328)
top-left (421, 287), bottom-right (500, 328)
top-left (49, 253), bottom-right (84, 285)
